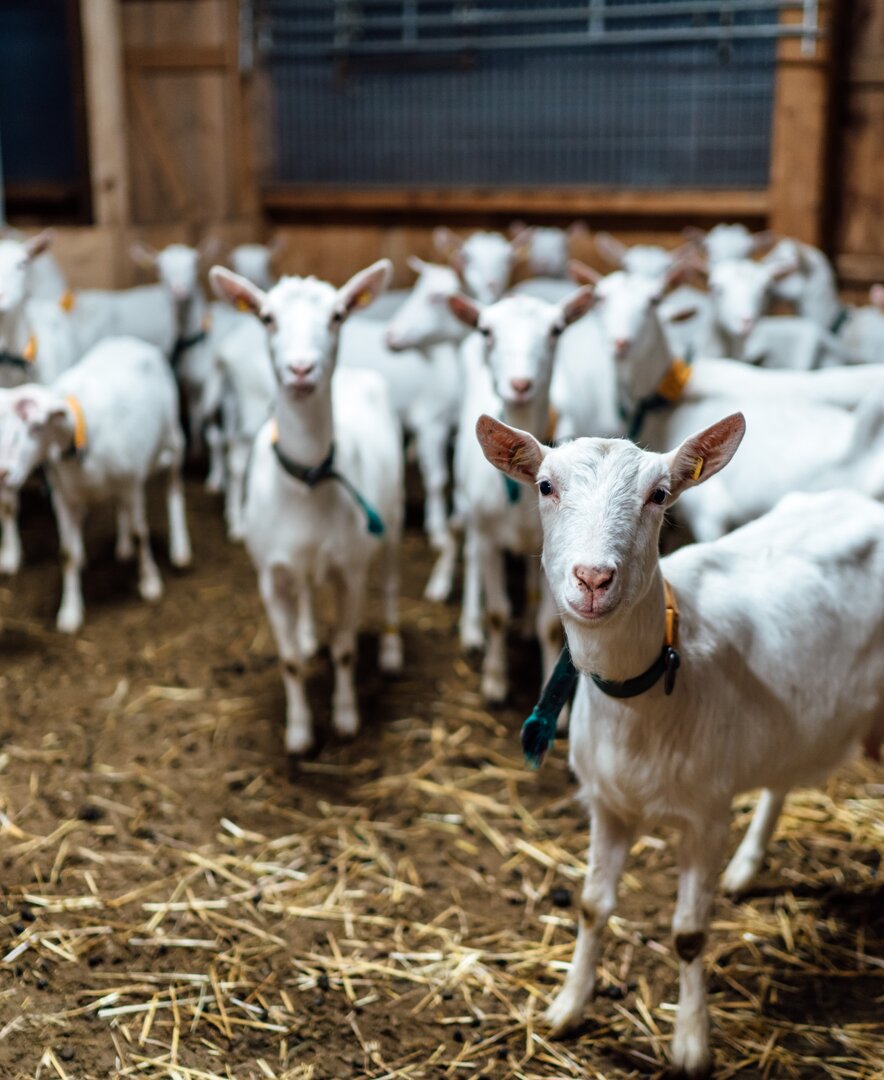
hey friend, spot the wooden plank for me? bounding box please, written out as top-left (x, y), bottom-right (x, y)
top-left (124, 45), bottom-right (228, 69)
top-left (79, 0), bottom-right (130, 226)
top-left (848, 57), bottom-right (884, 85)
top-left (837, 253), bottom-right (884, 285)
top-left (768, 1), bottom-right (835, 246)
top-left (262, 187), bottom-right (770, 220)
top-left (126, 71), bottom-right (192, 215)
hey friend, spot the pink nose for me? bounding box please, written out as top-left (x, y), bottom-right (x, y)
top-left (614, 338), bottom-right (630, 355)
top-left (573, 564), bottom-right (616, 593)
top-left (510, 377), bottom-right (533, 395)
top-left (289, 362), bottom-right (315, 378)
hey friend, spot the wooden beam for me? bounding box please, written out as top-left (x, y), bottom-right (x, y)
top-left (124, 45), bottom-right (228, 70)
top-left (80, 0), bottom-right (130, 227)
top-left (126, 71), bottom-right (191, 215)
top-left (768, 2), bottom-right (835, 246)
top-left (837, 253), bottom-right (884, 285)
top-left (261, 187), bottom-right (770, 220)
top-left (848, 57), bottom-right (884, 86)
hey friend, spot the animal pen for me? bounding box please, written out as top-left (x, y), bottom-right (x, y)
top-left (0, 2), bottom-right (882, 1079)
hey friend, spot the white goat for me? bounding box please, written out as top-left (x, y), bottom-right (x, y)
top-left (433, 227), bottom-right (532, 304)
top-left (508, 222), bottom-right (586, 279)
top-left (0, 337), bottom-right (191, 631)
top-left (764, 239), bottom-right (884, 364)
top-left (230, 241), bottom-right (281, 291)
top-left (688, 222), bottom-right (775, 265)
top-left (210, 260), bottom-right (404, 756)
top-left (0, 232), bottom-right (79, 573)
top-left (702, 256), bottom-right (855, 368)
top-left (1, 227), bottom-right (68, 302)
top-left (477, 411), bottom-right (884, 1076)
top-left (594, 231), bottom-right (676, 279)
top-left (587, 270), bottom-right (884, 542)
top-left (446, 286), bottom-right (594, 701)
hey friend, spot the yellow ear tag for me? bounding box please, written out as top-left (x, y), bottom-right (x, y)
top-left (356, 290), bottom-right (373, 309)
top-left (691, 457), bottom-right (704, 481)
top-left (202, 313), bottom-right (212, 333)
top-left (235, 297), bottom-right (252, 313)
top-left (59, 290), bottom-right (76, 313)
top-left (23, 335), bottom-right (37, 364)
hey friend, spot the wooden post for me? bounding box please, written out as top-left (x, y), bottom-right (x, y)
top-left (80, 0), bottom-right (130, 227)
top-left (768, 2), bottom-right (837, 247)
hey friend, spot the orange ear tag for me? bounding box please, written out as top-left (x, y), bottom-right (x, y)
top-left (59, 290), bottom-right (76, 313)
top-left (356, 290), bottom-right (373, 308)
top-left (235, 297), bottom-right (252, 313)
top-left (23, 335), bottom-right (37, 364)
top-left (691, 457), bottom-right (704, 481)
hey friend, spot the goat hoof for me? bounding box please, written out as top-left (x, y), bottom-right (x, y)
top-left (671, 1026), bottom-right (711, 1078)
top-left (481, 672), bottom-right (508, 705)
top-left (285, 726), bottom-right (315, 757)
top-left (423, 574), bottom-right (452, 604)
top-left (139, 575), bottom-right (164, 603)
top-left (721, 849), bottom-right (763, 896)
top-left (56, 608), bottom-right (83, 635)
top-left (0, 553), bottom-right (21, 576)
top-left (170, 543), bottom-right (192, 569)
top-left (459, 623), bottom-right (484, 652)
top-left (545, 990), bottom-right (585, 1038)
top-left (205, 473), bottom-right (225, 495)
top-left (115, 540), bottom-right (134, 562)
top-left (333, 705), bottom-right (360, 740)
top-left (379, 632), bottom-right (403, 674)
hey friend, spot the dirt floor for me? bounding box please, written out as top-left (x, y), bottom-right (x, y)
top-left (0, 473), bottom-right (882, 1080)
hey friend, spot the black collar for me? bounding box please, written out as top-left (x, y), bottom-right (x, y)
top-left (0, 350), bottom-right (32, 371)
top-left (272, 439), bottom-right (337, 488)
top-left (270, 435), bottom-right (385, 536)
top-left (170, 328), bottom-right (208, 368)
top-left (830, 308), bottom-right (850, 336)
top-left (591, 643), bottom-right (680, 698)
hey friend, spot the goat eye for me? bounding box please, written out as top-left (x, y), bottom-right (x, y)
top-left (260, 312), bottom-right (274, 327)
top-left (539, 479), bottom-right (554, 496)
top-left (479, 325), bottom-right (491, 338)
top-left (550, 322), bottom-right (564, 338)
top-left (330, 310), bottom-right (343, 325)
top-left (649, 488), bottom-right (667, 505)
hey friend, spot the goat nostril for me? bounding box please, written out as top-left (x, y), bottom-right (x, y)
top-left (290, 363), bottom-right (315, 378)
top-left (510, 378), bottom-right (533, 395)
top-left (574, 565), bottom-right (617, 593)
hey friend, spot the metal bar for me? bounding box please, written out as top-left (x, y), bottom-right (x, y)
top-left (802, 0), bottom-right (819, 57)
top-left (268, 0), bottom-right (807, 20)
top-left (269, 24), bottom-right (822, 60)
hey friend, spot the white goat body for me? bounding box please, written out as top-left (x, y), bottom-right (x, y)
top-left (0, 337), bottom-right (190, 631)
top-left (477, 414), bottom-right (884, 1075)
top-left (211, 261), bottom-right (405, 756)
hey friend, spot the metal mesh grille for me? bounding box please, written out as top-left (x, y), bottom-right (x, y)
top-left (258, 2), bottom-right (813, 190)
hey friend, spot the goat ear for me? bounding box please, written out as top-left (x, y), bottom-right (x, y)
top-left (475, 414), bottom-right (546, 484)
top-left (750, 230), bottom-right (779, 257)
top-left (568, 259), bottom-right (602, 286)
top-left (509, 226), bottom-right (534, 259)
top-left (566, 220), bottom-right (588, 239)
top-left (24, 230), bottom-right (55, 260)
top-left (667, 413), bottom-right (746, 498)
top-left (197, 236), bottom-right (222, 262)
top-left (130, 241), bottom-right (158, 269)
top-left (335, 258), bottom-right (393, 320)
top-left (406, 254), bottom-right (426, 275)
top-left (14, 395), bottom-right (66, 429)
top-left (268, 234), bottom-right (286, 258)
top-left (210, 266), bottom-right (267, 315)
top-left (557, 285), bottom-right (597, 328)
top-left (595, 231), bottom-right (628, 268)
top-left (448, 292), bottom-right (482, 329)
top-left (433, 227), bottom-right (462, 257)
top-left (869, 283), bottom-right (884, 310)
top-left (508, 220), bottom-right (529, 240)
top-left (767, 257), bottom-right (801, 283)
top-left (663, 302), bottom-right (699, 325)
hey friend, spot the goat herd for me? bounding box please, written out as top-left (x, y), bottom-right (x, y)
top-left (1, 221), bottom-right (883, 1076)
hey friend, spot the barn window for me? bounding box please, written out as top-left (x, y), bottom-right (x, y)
top-left (255, 1), bottom-right (820, 199)
top-left (0, 0), bottom-right (91, 223)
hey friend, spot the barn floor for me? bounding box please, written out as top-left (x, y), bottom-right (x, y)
top-left (0, 474), bottom-right (882, 1080)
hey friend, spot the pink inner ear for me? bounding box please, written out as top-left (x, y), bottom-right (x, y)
top-left (14, 398), bottom-right (38, 423)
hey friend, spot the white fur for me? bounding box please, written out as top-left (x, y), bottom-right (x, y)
top-left (210, 261), bottom-right (405, 755)
top-left (433, 228), bottom-right (530, 304)
top-left (590, 271), bottom-right (884, 541)
top-left (448, 287), bottom-right (594, 701)
top-left (0, 337), bottom-right (190, 631)
top-left (479, 416), bottom-right (884, 1074)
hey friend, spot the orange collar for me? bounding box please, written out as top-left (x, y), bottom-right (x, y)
top-left (664, 579), bottom-right (679, 650)
top-left (655, 357), bottom-right (693, 403)
top-left (64, 395), bottom-right (88, 455)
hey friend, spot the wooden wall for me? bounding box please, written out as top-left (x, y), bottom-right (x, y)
top-left (34, 0), bottom-right (884, 294)
top-left (834, 0), bottom-right (884, 291)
